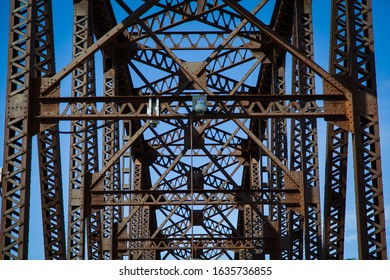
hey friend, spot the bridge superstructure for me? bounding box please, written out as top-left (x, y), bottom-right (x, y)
top-left (0, 0), bottom-right (386, 260)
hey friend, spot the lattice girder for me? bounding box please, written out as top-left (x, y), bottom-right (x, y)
top-left (1, 0), bottom-right (387, 260)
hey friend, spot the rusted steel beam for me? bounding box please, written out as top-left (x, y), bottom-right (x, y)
top-left (1, 0), bottom-right (36, 260)
top-left (1, 0), bottom-right (386, 260)
top-left (347, 0), bottom-right (386, 260)
top-left (324, 0), bottom-right (350, 260)
top-left (67, 0), bottom-right (101, 260)
top-left (290, 0), bottom-right (322, 260)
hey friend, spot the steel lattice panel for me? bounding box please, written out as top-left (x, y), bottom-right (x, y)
top-left (0, 0), bottom-right (387, 260)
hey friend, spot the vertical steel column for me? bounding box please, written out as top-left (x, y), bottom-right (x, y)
top-left (250, 156), bottom-right (264, 259)
top-left (0, 0), bottom-right (66, 260)
top-left (34, 0), bottom-right (66, 260)
top-left (68, 0), bottom-right (100, 260)
top-left (290, 0), bottom-right (322, 259)
top-left (86, 209), bottom-right (102, 259)
top-left (130, 158), bottom-right (142, 259)
top-left (348, 0), bottom-right (387, 260)
top-left (325, 0), bottom-right (387, 260)
top-left (288, 210), bottom-right (304, 259)
top-left (38, 125), bottom-right (66, 260)
top-left (141, 206), bottom-right (155, 260)
top-left (119, 120), bottom-right (132, 259)
top-left (243, 205), bottom-right (254, 260)
top-left (0, 0), bottom-right (36, 260)
top-left (270, 51), bottom-right (288, 259)
top-left (101, 57), bottom-right (121, 259)
top-left (324, 0), bottom-right (350, 259)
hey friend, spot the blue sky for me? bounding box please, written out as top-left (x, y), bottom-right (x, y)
top-left (0, 1), bottom-right (389, 260)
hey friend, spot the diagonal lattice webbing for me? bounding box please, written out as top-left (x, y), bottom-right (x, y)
top-left (1, 0), bottom-right (34, 260)
top-left (290, 0), bottom-right (322, 260)
top-left (68, 0), bottom-right (100, 260)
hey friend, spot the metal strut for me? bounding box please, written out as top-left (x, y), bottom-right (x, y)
top-left (0, 0), bottom-right (387, 260)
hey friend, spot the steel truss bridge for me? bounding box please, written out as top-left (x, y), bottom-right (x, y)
top-left (0, 0), bottom-right (387, 260)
